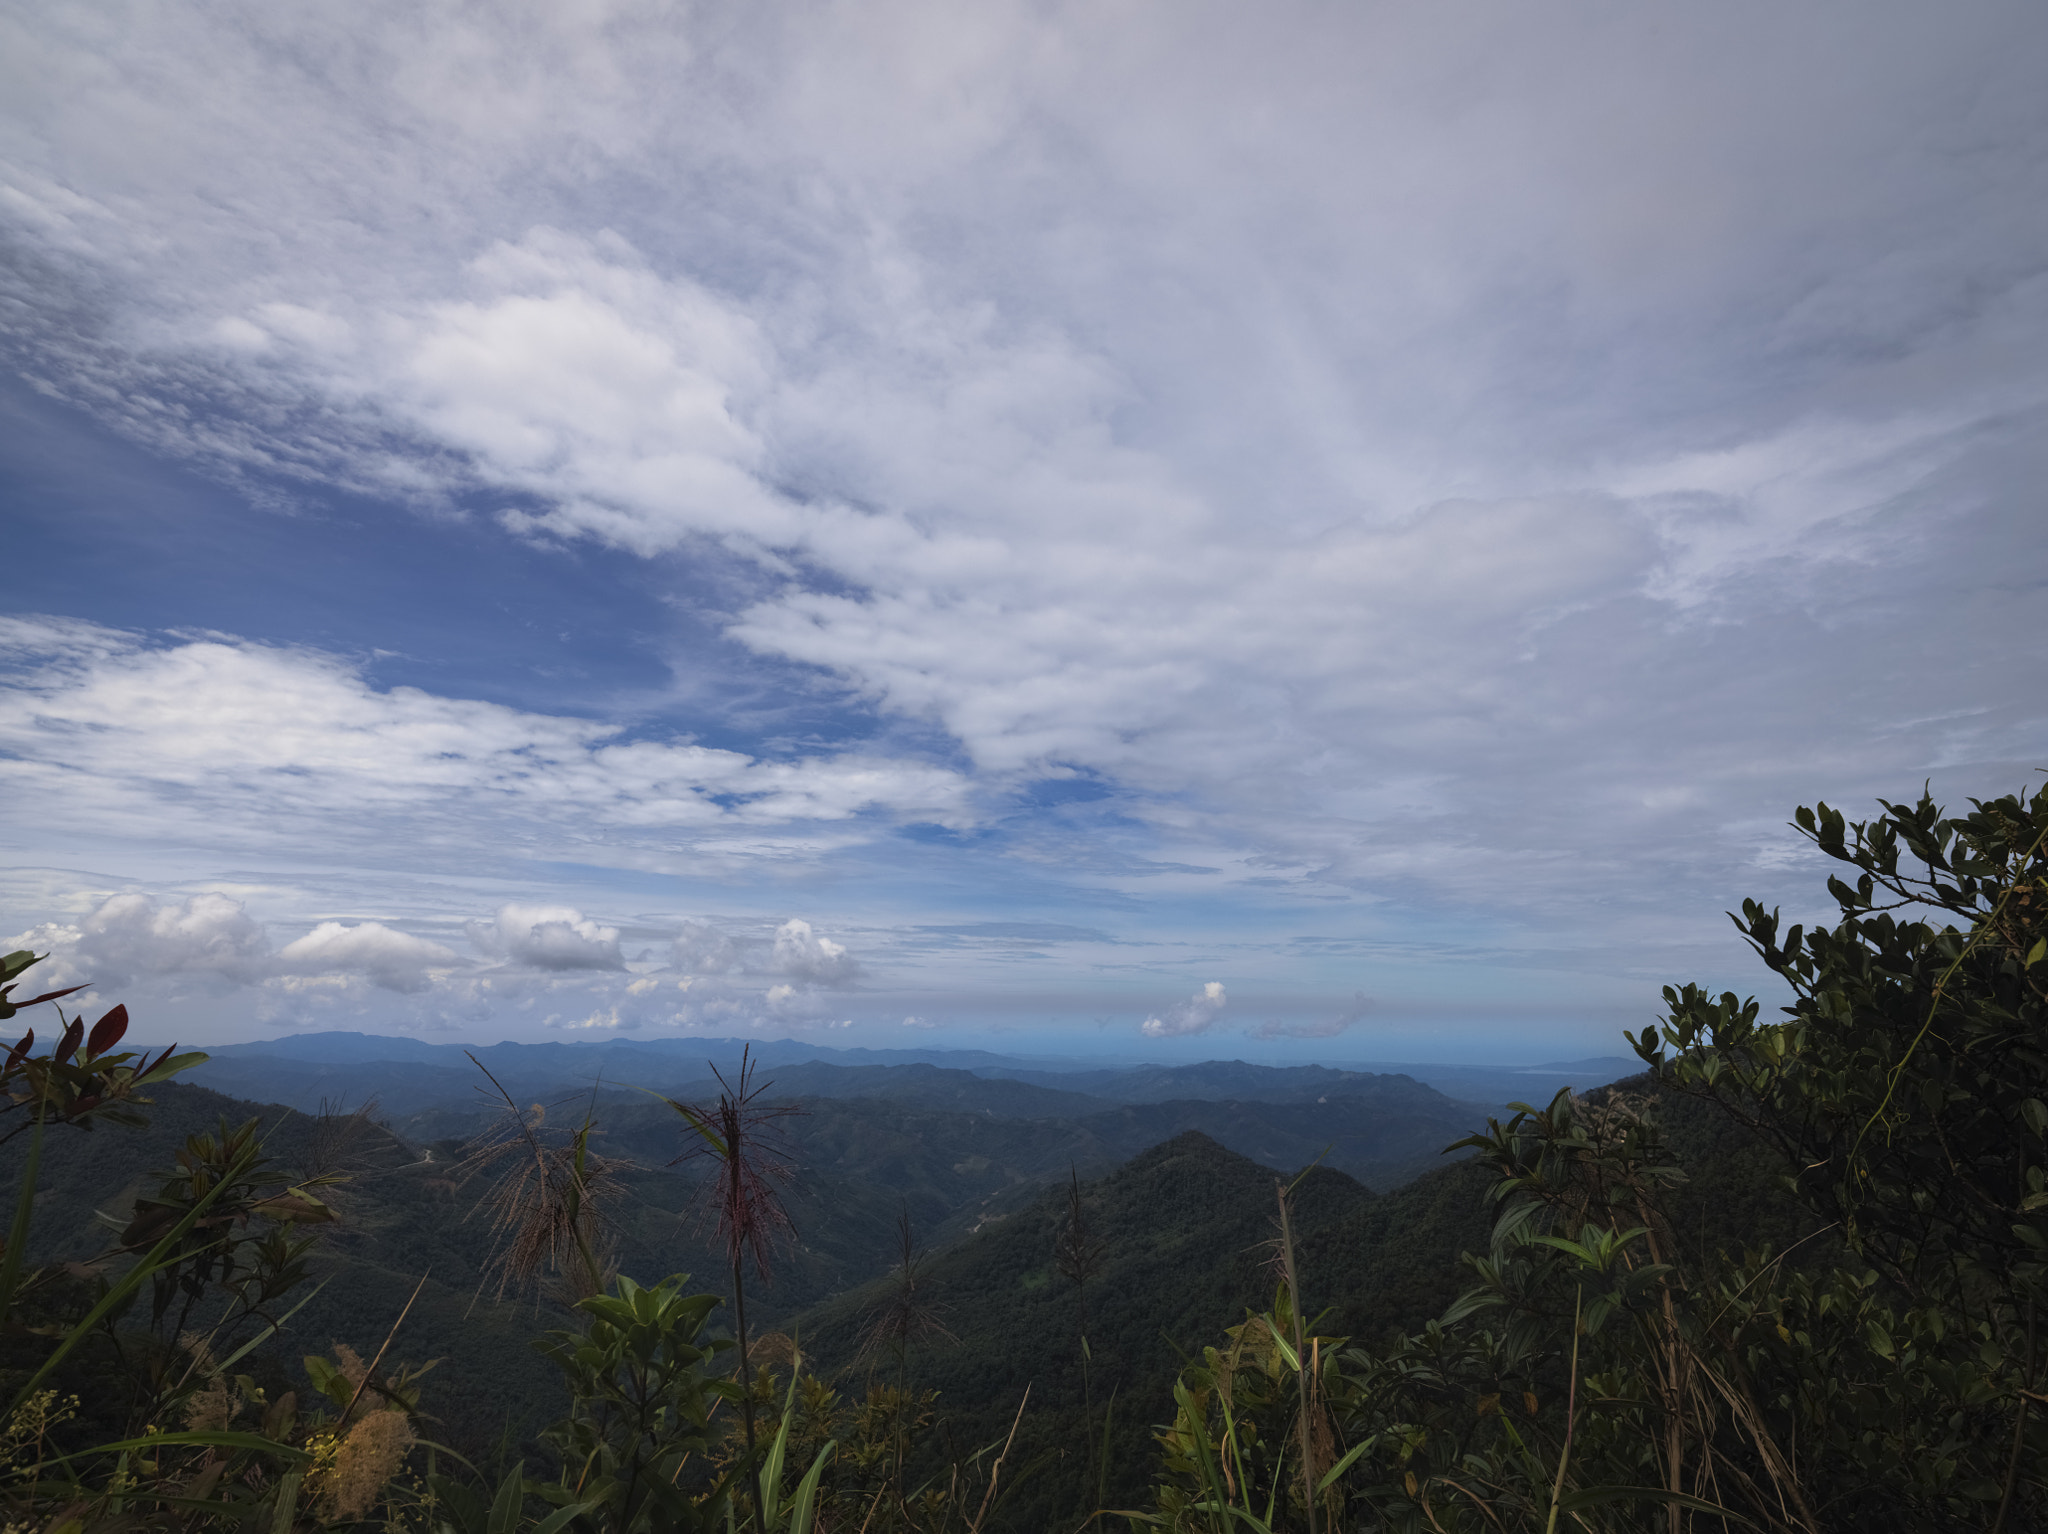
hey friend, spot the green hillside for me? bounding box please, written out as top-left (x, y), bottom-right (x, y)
top-left (771, 1064), bottom-right (1835, 1527)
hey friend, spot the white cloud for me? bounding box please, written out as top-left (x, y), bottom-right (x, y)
top-left (469, 904), bottom-right (624, 971)
top-left (274, 921), bottom-right (461, 994)
top-left (0, 620), bottom-right (975, 873)
top-left (403, 231), bottom-right (794, 557)
top-left (670, 921), bottom-right (740, 975)
top-left (1, 0), bottom-right (2045, 1042)
top-left (9, 892), bottom-right (269, 990)
top-left (548, 1006), bottom-right (637, 1032)
top-left (8, 892), bottom-right (463, 997)
top-left (1141, 980), bottom-right (1227, 1039)
top-left (771, 918), bottom-right (860, 986)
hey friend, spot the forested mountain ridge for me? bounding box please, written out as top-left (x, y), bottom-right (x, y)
top-left (0, 1037), bottom-right (1832, 1517)
top-left (178, 1047), bottom-right (1501, 1192)
top-left (0, 1066), bottom-right (1493, 1457)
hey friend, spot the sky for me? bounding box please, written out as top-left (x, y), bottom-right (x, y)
top-left (1, 0), bottom-right (2045, 1062)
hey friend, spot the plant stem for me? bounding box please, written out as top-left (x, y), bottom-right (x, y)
top-left (1544, 1288), bottom-right (1584, 1534)
top-left (732, 1237), bottom-right (760, 1529)
top-left (1992, 1291), bottom-right (2037, 1534)
top-left (1275, 1181), bottom-right (1317, 1534)
top-left (0, 1080), bottom-right (48, 1327)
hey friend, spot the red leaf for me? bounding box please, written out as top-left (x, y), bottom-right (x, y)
top-left (3, 1029), bottom-right (32, 1071)
top-left (12, 983), bottom-right (90, 1009)
top-left (53, 1016), bottom-right (84, 1066)
top-left (87, 1004), bottom-right (129, 1058)
top-left (145, 1042), bottom-right (180, 1074)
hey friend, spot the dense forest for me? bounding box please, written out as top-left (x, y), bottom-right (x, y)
top-left (2, 784), bottom-right (2044, 1530)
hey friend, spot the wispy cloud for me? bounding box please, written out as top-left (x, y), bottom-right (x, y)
top-left (1250, 994), bottom-right (1371, 1042)
top-left (0, 618), bottom-right (974, 872)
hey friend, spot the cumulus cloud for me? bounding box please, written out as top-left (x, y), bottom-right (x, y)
top-left (771, 918), bottom-right (860, 986)
top-left (469, 904), bottom-right (624, 971)
top-left (274, 921), bottom-right (461, 994)
top-left (8, 892), bottom-right (469, 996)
top-left (1141, 981), bottom-right (1228, 1039)
top-left (670, 921), bottom-right (740, 975)
top-left (9, 892), bottom-right (270, 990)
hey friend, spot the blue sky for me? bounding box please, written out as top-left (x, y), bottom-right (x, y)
top-left (2, 0), bottom-right (2045, 1061)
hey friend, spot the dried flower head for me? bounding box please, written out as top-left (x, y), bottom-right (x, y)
top-left (667, 1046), bottom-right (800, 1283)
top-left (857, 1209), bottom-right (955, 1371)
top-left (182, 1377), bottom-right (239, 1433)
top-left (459, 1055), bottom-right (622, 1300)
top-left (323, 1409), bottom-right (415, 1521)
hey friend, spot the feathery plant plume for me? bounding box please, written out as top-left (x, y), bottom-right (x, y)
top-left (857, 1207), bottom-right (956, 1371)
top-left (1052, 1165), bottom-right (1105, 1332)
top-left (322, 1406), bottom-right (416, 1521)
top-left (459, 1055), bottom-right (621, 1303)
top-left (858, 1207), bottom-right (956, 1520)
top-left (303, 1093), bottom-right (381, 1182)
top-left (661, 1044), bottom-right (801, 1520)
top-left (1054, 1164), bottom-right (1108, 1514)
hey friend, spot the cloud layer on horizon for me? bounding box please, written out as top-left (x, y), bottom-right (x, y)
top-left (6, 889), bottom-right (877, 1036)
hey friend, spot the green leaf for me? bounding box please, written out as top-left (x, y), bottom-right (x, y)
top-left (0, 1101), bottom-right (47, 1326)
top-left (212, 1278), bottom-right (329, 1375)
top-left (7, 1130), bottom-right (263, 1416)
top-left (532, 1499), bottom-right (601, 1534)
top-left (39, 1429), bottom-right (311, 1466)
top-left (1556, 1484), bottom-right (1756, 1523)
top-left (1316, 1435), bottom-right (1375, 1493)
top-left (270, 1469), bottom-right (303, 1534)
top-left (786, 1440), bottom-right (837, 1534)
top-left (2027, 937), bottom-right (2046, 968)
top-left (486, 1465), bottom-right (525, 1534)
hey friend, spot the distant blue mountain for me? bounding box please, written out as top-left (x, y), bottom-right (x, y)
top-left (183, 1031), bottom-right (1641, 1125)
top-left (196, 1030), bottom-right (1089, 1073)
